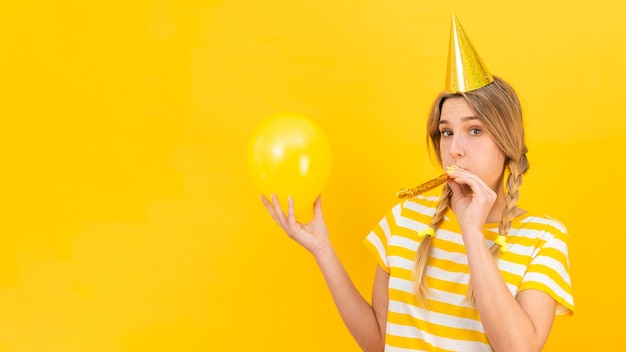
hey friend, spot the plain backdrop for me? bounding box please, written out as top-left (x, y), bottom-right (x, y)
top-left (0, 0), bottom-right (624, 350)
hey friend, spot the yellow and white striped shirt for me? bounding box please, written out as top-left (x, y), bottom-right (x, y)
top-left (365, 196), bottom-right (574, 351)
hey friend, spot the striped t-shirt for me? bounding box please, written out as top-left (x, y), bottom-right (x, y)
top-left (364, 196), bottom-right (574, 351)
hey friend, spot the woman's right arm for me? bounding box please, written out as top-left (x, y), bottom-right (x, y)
top-left (261, 194), bottom-right (388, 352)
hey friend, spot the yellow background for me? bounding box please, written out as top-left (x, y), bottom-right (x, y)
top-left (0, 0), bottom-right (623, 351)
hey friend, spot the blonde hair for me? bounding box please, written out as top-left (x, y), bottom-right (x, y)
top-left (412, 76), bottom-right (529, 305)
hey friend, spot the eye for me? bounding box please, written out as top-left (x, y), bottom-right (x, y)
top-left (440, 130), bottom-right (452, 137)
top-left (469, 128), bottom-right (481, 136)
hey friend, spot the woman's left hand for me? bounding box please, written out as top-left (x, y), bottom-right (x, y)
top-left (445, 167), bottom-right (497, 234)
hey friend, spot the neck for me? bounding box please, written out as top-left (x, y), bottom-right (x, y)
top-left (486, 193), bottom-right (507, 223)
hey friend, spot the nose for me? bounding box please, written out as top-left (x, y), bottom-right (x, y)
top-left (449, 135), bottom-right (465, 159)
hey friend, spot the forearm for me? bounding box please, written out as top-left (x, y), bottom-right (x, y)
top-left (463, 233), bottom-right (542, 352)
top-left (314, 245), bottom-right (385, 352)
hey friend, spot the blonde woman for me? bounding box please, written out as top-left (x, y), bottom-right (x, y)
top-left (261, 15), bottom-right (573, 352)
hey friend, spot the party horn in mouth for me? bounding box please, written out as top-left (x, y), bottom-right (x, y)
top-left (396, 173), bottom-right (450, 199)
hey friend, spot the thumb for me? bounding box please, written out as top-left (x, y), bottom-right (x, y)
top-left (313, 194), bottom-right (323, 218)
top-left (446, 180), bottom-right (463, 198)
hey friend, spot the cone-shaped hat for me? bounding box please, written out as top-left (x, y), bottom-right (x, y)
top-left (445, 13), bottom-right (494, 93)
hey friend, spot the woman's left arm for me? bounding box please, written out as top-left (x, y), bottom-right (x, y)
top-left (463, 234), bottom-right (556, 352)
top-left (446, 168), bottom-right (557, 352)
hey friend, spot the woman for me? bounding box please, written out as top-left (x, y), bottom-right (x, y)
top-left (261, 14), bottom-right (573, 352)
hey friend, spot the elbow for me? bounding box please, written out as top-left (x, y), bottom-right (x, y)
top-left (358, 336), bottom-right (385, 352)
top-left (362, 344), bottom-right (385, 352)
top-left (493, 340), bottom-right (544, 352)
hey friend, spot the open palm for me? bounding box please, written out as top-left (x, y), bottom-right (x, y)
top-left (261, 194), bottom-right (330, 257)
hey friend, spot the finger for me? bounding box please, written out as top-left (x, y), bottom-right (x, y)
top-left (447, 167), bottom-right (477, 178)
top-left (287, 195), bottom-right (298, 229)
top-left (313, 194), bottom-right (323, 218)
top-left (271, 194), bottom-right (289, 228)
top-left (452, 174), bottom-right (497, 207)
top-left (453, 177), bottom-right (488, 198)
top-left (446, 180), bottom-right (463, 195)
top-left (447, 168), bottom-right (472, 190)
top-left (263, 194), bottom-right (287, 228)
top-left (261, 194), bottom-right (276, 212)
top-left (450, 168), bottom-right (491, 188)
top-left (261, 194), bottom-right (282, 221)
top-left (455, 174), bottom-right (491, 192)
top-left (448, 168), bottom-right (486, 190)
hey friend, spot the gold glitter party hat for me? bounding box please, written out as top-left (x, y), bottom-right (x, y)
top-left (445, 13), bottom-right (494, 93)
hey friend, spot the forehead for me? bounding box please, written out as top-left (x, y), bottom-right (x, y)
top-left (440, 97), bottom-right (478, 123)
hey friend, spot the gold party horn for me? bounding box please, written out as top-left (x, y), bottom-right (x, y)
top-left (396, 174), bottom-right (450, 199)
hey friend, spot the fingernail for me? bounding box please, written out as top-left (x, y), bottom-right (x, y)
top-left (446, 165), bottom-right (458, 172)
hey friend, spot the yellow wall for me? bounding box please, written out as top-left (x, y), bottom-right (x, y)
top-left (0, 1), bottom-right (623, 350)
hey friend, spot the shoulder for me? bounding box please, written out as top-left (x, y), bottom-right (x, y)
top-left (378, 196), bottom-right (440, 231)
top-left (400, 195), bottom-right (440, 216)
top-left (514, 212), bottom-right (570, 248)
top-left (386, 196), bottom-right (441, 229)
top-left (519, 212), bottom-right (568, 235)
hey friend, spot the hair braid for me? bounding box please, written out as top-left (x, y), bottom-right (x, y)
top-left (412, 185), bottom-right (452, 305)
top-left (499, 158), bottom-right (525, 237)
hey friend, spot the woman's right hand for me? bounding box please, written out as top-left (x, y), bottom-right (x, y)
top-left (261, 194), bottom-right (330, 257)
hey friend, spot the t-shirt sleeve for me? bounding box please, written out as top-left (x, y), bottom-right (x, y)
top-left (519, 222), bottom-right (574, 316)
top-left (364, 203), bottom-right (402, 273)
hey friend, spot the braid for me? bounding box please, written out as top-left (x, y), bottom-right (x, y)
top-left (499, 159), bottom-right (524, 237)
top-left (412, 185), bottom-right (452, 305)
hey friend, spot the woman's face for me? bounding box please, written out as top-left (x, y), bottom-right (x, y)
top-left (438, 97), bottom-right (506, 191)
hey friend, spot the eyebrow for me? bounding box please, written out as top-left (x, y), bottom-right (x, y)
top-left (439, 116), bottom-right (479, 125)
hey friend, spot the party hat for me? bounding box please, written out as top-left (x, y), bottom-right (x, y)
top-left (445, 13), bottom-right (494, 93)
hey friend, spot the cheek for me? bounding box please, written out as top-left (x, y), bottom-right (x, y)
top-left (439, 148), bottom-right (452, 164)
top-left (486, 153), bottom-right (507, 178)
top-left (476, 147), bottom-right (505, 173)
top-left (438, 141), bottom-right (451, 159)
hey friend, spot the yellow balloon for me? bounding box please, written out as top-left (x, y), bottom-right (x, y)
top-left (248, 112), bottom-right (332, 221)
